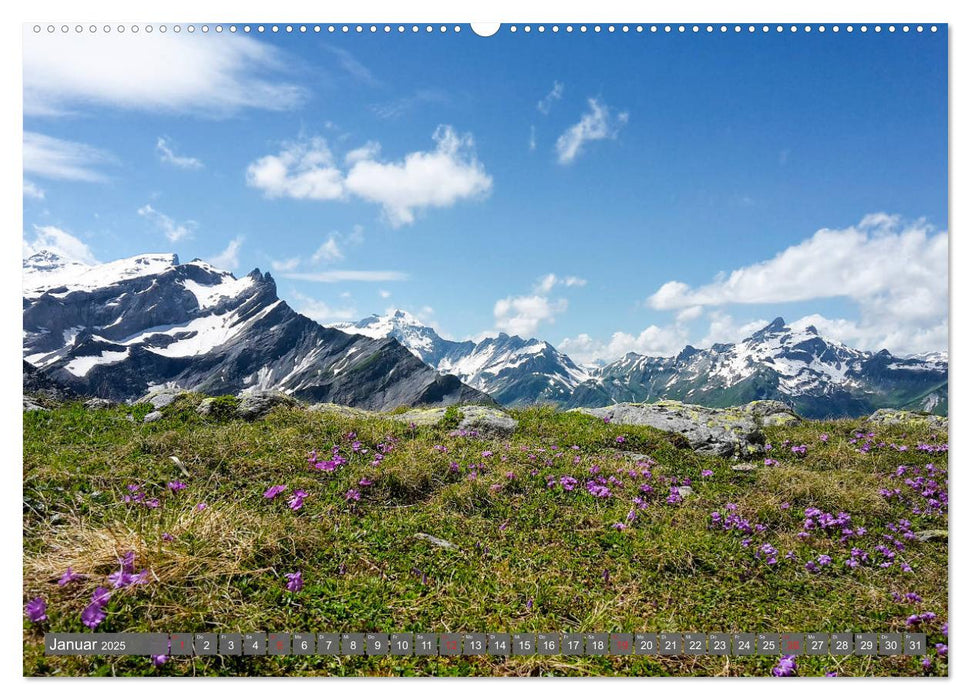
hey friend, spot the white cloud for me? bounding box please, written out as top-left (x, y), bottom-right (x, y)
top-left (270, 257), bottom-right (301, 272)
top-left (23, 180), bottom-right (45, 200)
top-left (345, 142), bottom-right (381, 166)
top-left (646, 213), bottom-right (948, 354)
top-left (379, 289), bottom-right (392, 299)
top-left (559, 324), bottom-right (690, 365)
top-left (210, 237), bottom-right (243, 271)
top-left (137, 204), bottom-right (196, 243)
top-left (156, 137), bottom-right (203, 169)
top-left (323, 45), bottom-right (380, 87)
top-left (311, 235), bottom-right (344, 263)
top-left (699, 311), bottom-right (771, 347)
top-left (493, 294), bottom-right (568, 337)
top-left (676, 305), bottom-right (704, 323)
top-left (370, 89), bottom-right (449, 120)
top-left (555, 98), bottom-right (629, 165)
top-left (246, 137), bottom-right (344, 200)
top-left (283, 270), bottom-right (409, 283)
top-left (23, 225), bottom-right (99, 265)
top-left (23, 132), bottom-right (115, 182)
top-left (344, 125), bottom-right (493, 226)
top-left (529, 125), bottom-right (537, 152)
top-left (537, 81), bottom-right (564, 114)
top-left (246, 126), bottom-right (492, 227)
top-left (290, 291), bottom-right (358, 324)
top-left (534, 273), bottom-right (587, 294)
top-left (24, 32), bottom-right (305, 117)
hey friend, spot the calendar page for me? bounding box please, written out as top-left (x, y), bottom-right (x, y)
top-left (21, 17), bottom-right (948, 680)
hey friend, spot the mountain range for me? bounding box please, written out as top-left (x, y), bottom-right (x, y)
top-left (334, 312), bottom-right (948, 419)
top-left (22, 250), bottom-right (948, 418)
top-left (22, 251), bottom-right (489, 410)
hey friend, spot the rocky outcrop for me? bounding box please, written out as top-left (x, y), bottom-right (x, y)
top-left (390, 405), bottom-right (518, 437)
top-left (866, 409), bottom-right (948, 432)
top-left (575, 400), bottom-right (801, 456)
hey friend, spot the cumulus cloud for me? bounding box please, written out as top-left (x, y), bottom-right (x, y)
top-left (24, 132), bottom-right (115, 182)
top-left (24, 32), bottom-right (305, 117)
top-left (646, 213), bottom-right (948, 355)
top-left (343, 125), bottom-right (493, 226)
top-left (537, 80), bottom-right (564, 114)
top-left (137, 204), bottom-right (196, 243)
top-left (559, 324), bottom-right (691, 365)
top-left (246, 126), bottom-right (492, 226)
top-left (699, 311), bottom-right (771, 347)
top-left (156, 137), bottom-right (203, 169)
top-left (23, 225), bottom-right (99, 264)
top-left (210, 237), bottom-right (243, 271)
top-left (246, 137), bottom-right (344, 200)
top-left (494, 294), bottom-right (568, 337)
top-left (555, 98), bottom-right (629, 165)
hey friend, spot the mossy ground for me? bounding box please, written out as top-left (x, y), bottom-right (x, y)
top-left (23, 401), bottom-right (948, 677)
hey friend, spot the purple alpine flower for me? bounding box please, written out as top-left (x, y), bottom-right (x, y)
top-left (81, 602), bottom-right (107, 630)
top-left (25, 597), bottom-right (47, 623)
top-left (772, 655), bottom-right (797, 677)
top-left (91, 586), bottom-right (112, 607)
top-left (263, 484), bottom-right (287, 499)
top-left (344, 488), bottom-right (361, 503)
top-left (167, 481), bottom-right (187, 492)
top-left (288, 489), bottom-right (307, 510)
top-left (284, 571), bottom-right (304, 592)
top-left (151, 654), bottom-right (168, 667)
top-left (57, 567), bottom-right (83, 586)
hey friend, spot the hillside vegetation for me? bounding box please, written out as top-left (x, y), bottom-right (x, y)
top-left (23, 397), bottom-right (948, 677)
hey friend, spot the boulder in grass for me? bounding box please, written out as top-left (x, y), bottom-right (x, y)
top-left (143, 410), bottom-right (164, 423)
top-left (866, 409), bottom-right (948, 432)
top-left (135, 387), bottom-right (187, 411)
top-left (390, 405), bottom-right (518, 437)
top-left (234, 390), bottom-right (300, 420)
top-left (83, 398), bottom-right (115, 410)
top-left (575, 400), bottom-right (800, 457)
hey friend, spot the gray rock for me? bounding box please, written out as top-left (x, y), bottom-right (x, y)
top-left (415, 533), bottom-right (458, 550)
top-left (234, 390), bottom-right (299, 420)
top-left (143, 410), bottom-right (164, 423)
top-left (731, 463), bottom-right (758, 472)
top-left (23, 397), bottom-right (47, 412)
top-left (308, 403), bottom-right (376, 419)
top-left (866, 409), bottom-right (948, 432)
top-left (575, 400), bottom-right (799, 457)
top-left (676, 485), bottom-right (694, 498)
top-left (915, 529), bottom-right (948, 543)
top-left (390, 405), bottom-right (518, 437)
top-left (196, 397), bottom-right (216, 416)
top-left (617, 451), bottom-right (654, 463)
top-left (83, 397), bottom-right (115, 410)
top-left (136, 387), bottom-right (186, 410)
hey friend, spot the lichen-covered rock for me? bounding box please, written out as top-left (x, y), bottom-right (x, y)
top-left (915, 529), bottom-right (948, 543)
top-left (83, 398), bottom-right (115, 410)
top-left (866, 409), bottom-right (948, 431)
top-left (234, 390), bottom-right (300, 420)
top-left (135, 387), bottom-right (188, 410)
top-left (390, 405), bottom-right (518, 437)
top-left (143, 410), bottom-right (164, 423)
top-left (308, 403), bottom-right (377, 419)
top-left (575, 400), bottom-right (799, 456)
top-left (23, 397), bottom-right (48, 412)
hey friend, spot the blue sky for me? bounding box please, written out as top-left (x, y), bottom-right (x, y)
top-left (22, 25), bottom-right (948, 361)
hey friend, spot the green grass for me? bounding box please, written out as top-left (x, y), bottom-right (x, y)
top-left (22, 399), bottom-right (948, 677)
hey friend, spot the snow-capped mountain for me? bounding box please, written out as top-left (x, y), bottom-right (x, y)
top-left (333, 310), bottom-right (591, 406)
top-left (22, 251), bottom-right (490, 409)
top-left (567, 317), bottom-right (948, 418)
